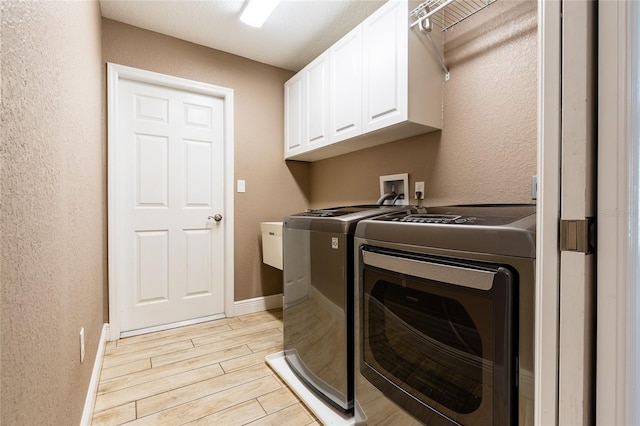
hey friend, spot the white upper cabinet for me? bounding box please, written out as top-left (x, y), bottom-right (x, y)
top-left (362, 0), bottom-right (408, 133)
top-left (285, 0), bottom-right (443, 161)
top-left (284, 72), bottom-right (304, 156)
top-left (305, 52), bottom-right (330, 150)
top-left (330, 26), bottom-right (363, 143)
top-left (284, 52), bottom-right (330, 158)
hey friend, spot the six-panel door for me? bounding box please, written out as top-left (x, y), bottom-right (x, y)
top-left (117, 78), bottom-right (225, 332)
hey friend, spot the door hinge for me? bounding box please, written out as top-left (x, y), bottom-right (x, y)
top-left (560, 218), bottom-right (596, 254)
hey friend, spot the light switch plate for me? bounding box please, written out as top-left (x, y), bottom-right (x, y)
top-left (237, 180), bottom-right (246, 193)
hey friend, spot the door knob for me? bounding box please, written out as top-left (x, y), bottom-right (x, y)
top-left (208, 214), bottom-right (223, 222)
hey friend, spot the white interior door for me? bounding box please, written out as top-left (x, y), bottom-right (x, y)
top-left (108, 64), bottom-right (234, 338)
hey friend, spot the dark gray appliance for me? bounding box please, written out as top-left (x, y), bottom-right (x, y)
top-left (283, 204), bottom-right (419, 413)
top-left (354, 205), bottom-right (536, 426)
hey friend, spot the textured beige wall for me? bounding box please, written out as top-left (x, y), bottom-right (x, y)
top-left (1, 1), bottom-right (106, 424)
top-left (310, 0), bottom-right (537, 208)
top-left (102, 19), bottom-right (307, 301)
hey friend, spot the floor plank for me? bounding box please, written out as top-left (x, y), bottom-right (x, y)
top-left (152, 328), bottom-right (280, 367)
top-left (184, 400), bottom-right (267, 426)
top-left (92, 309), bottom-right (319, 425)
top-left (98, 358), bottom-right (151, 382)
top-left (126, 376), bottom-right (283, 425)
top-left (101, 339), bottom-right (195, 370)
top-left (256, 387), bottom-right (300, 415)
top-left (245, 403), bottom-right (314, 425)
top-left (99, 345), bottom-right (248, 394)
top-left (135, 363), bottom-right (273, 418)
top-left (95, 364), bottom-right (224, 413)
top-left (91, 402), bottom-right (136, 425)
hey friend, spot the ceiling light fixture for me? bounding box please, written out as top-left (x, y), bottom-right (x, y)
top-left (240, 0), bottom-right (281, 28)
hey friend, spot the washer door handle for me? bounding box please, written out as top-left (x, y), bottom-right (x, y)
top-left (362, 250), bottom-right (496, 290)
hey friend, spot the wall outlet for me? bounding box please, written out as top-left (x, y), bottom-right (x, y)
top-left (80, 328), bottom-right (85, 363)
top-left (415, 181), bottom-right (425, 200)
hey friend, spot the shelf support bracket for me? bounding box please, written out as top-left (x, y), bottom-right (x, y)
top-left (417, 17), bottom-right (450, 80)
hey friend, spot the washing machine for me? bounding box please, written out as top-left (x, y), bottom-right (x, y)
top-left (283, 204), bottom-right (421, 414)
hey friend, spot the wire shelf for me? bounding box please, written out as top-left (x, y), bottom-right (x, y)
top-left (410, 0), bottom-right (498, 32)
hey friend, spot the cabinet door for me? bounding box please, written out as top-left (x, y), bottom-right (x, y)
top-left (330, 26), bottom-right (363, 143)
top-left (362, 0), bottom-right (408, 133)
top-left (284, 72), bottom-right (305, 158)
top-left (304, 52), bottom-right (330, 150)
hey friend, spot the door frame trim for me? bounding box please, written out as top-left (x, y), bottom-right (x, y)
top-left (597, 2), bottom-right (634, 424)
top-left (536, 0), bottom-right (561, 423)
top-left (106, 63), bottom-right (235, 341)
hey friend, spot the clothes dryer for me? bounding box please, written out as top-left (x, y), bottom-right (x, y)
top-left (354, 205), bottom-right (536, 425)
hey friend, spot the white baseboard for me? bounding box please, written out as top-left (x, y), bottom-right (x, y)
top-left (80, 323), bottom-right (109, 426)
top-left (233, 293), bottom-right (283, 316)
top-left (120, 313), bottom-right (225, 338)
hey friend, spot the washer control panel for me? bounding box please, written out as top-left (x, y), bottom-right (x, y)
top-left (385, 214), bottom-right (477, 224)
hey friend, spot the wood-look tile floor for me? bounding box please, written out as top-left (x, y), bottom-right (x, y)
top-left (92, 309), bottom-right (320, 426)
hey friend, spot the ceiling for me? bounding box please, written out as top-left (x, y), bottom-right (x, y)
top-left (99, 0), bottom-right (387, 72)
